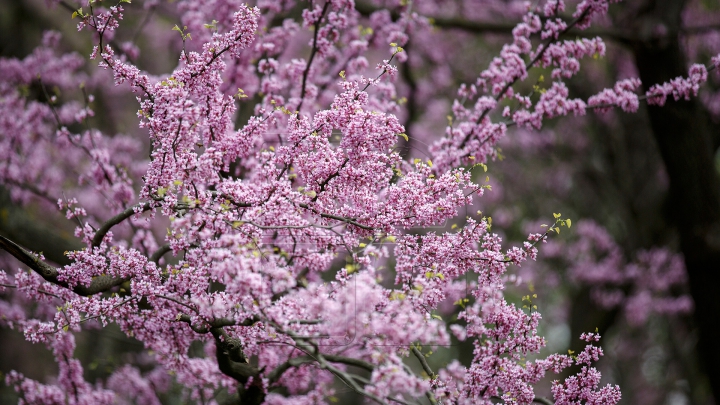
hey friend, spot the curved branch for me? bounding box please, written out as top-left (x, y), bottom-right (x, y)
top-left (149, 244), bottom-right (171, 264)
top-left (210, 327), bottom-right (262, 382)
top-left (92, 203), bottom-right (152, 248)
top-left (0, 235), bottom-right (126, 296)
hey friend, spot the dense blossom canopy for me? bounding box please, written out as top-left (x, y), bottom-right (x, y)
top-left (1, 0), bottom-right (718, 404)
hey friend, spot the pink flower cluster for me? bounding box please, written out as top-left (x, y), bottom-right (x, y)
top-left (430, 1), bottom-right (615, 171)
top-left (588, 78), bottom-right (642, 112)
top-left (646, 64), bottom-right (708, 106)
top-left (550, 334), bottom-right (622, 404)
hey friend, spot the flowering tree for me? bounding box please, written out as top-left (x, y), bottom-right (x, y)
top-left (1, 0), bottom-right (719, 403)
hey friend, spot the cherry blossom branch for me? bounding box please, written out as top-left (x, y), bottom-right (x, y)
top-left (0, 235), bottom-right (125, 296)
top-left (499, 56), bottom-right (718, 131)
top-left (411, 347), bottom-right (438, 405)
top-left (0, 1), bottom-right (635, 402)
top-left (59, 0), bottom-right (135, 60)
top-left (297, 1), bottom-right (330, 112)
top-left (453, 6), bottom-right (593, 153)
top-left (312, 158), bottom-right (349, 202)
top-left (298, 203), bottom-right (374, 230)
top-left (58, 297), bottom-right (136, 331)
top-left (91, 202), bottom-right (152, 247)
top-left (174, 313), bottom-right (252, 334)
top-left (587, 59), bottom-right (718, 112)
top-left (0, 283), bottom-right (63, 300)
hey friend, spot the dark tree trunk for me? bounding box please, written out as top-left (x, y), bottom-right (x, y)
top-left (631, 0), bottom-right (720, 400)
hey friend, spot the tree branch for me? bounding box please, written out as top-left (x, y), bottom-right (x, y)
top-left (411, 346), bottom-right (434, 377)
top-left (0, 235), bottom-right (126, 296)
top-left (92, 203), bottom-right (152, 248)
top-left (298, 203), bottom-right (374, 230)
top-left (411, 347), bottom-right (438, 405)
top-left (297, 1), bottom-right (331, 112)
top-left (209, 327), bottom-right (264, 403)
top-left (149, 244), bottom-right (171, 264)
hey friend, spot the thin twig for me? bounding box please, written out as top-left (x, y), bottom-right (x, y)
top-left (297, 1), bottom-right (331, 112)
